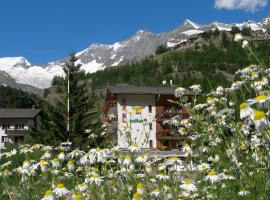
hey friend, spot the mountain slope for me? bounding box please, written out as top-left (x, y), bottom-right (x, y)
top-left (0, 16), bottom-right (269, 90)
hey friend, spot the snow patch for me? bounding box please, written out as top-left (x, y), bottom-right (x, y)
top-left (182, 30), bottom-right (204, 36)
top-left (0, 57), bottom-right (31, 68)
top-left (185, 19), bottom-right (200, 29)
top-left (111, 56), bottom-right (124, 66)
top-left (75, 48), bottom-right (88, 57)
top-left (112, 42), bottom-right (123, 52)
top-left (80, 60), bottom-right (104, 74)
top-left (110, 54), bottom-right (117, 59)
top-left (167, 39), bottom-right (187, 48)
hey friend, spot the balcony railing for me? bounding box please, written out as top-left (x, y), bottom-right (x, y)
top-left (156, 112), bottom-right (189, 121)
top-left (5, 129), bottom-right (26, 136)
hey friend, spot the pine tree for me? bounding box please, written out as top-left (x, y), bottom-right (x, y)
top-left (28, 54), bottom-right (103, 149)
top-left (61, 54), bottom-right (102, 148)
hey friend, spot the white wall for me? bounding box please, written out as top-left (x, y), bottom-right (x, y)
top-left (117, 95), bottom-right (156, 148)
top-left (0, 128), bottom-right (8, 148)
top-left (0, 119), bottom-right (30, 148)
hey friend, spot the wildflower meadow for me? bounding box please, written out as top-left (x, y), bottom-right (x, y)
top-left (1, 35), bottom-right (270, 199)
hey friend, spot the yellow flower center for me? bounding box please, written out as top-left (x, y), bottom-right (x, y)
top-left (240, 102), bottom-right (248, 109)
top-left (184, 143), bottom-right (190, 147)
top-left (253, 110), bottom-right (265, 120)
top-left (74, 194), bottom-right (82, 200)
top-left (137, 183), bottom-right (144, 189)
top-left (255, 95), bottom-right (267, 101)
top-left (185, 179), bottom-right (191, 184)
top-left (251, 71), bottom-right (257, 76)
top-left (133, 192), bottom-right (142, 199)
top-left (154, 188), bottom-right (160, 192)
top-left (170, 157), bottom-right (179, 161)
top-left (208, 169), bottom-right (216, 176)
top-left (207, 97), bottom-right (213, 101)
top-left (262, 77), bottom-right (268, 82)
top-left (57, 183), bottom-right (64, 189)
top-left (68, 160), bottom-right (74, 165)
top-left (45, 189), bottom-right (53, 196)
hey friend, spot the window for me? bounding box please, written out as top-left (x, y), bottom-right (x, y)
top-left (15, 124), bottom-right (24, 130)
top-left (1, 136), bottom-right (8, 143)
top-left (149, 123), bottom-right (152, 130)
top-left (148, 105), bottom-right (152, 113)
top-left (2, 124), bottom-right (10, 130)
top-left (122, 113), bottom-right (127, 123)
top-left (149, 140), bottom-right (153, 148)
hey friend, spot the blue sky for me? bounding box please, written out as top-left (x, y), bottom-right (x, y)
top-left (0, 0), bottom-right (269, 65)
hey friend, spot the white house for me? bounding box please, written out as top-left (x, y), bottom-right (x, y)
top-left (103, 85), bottom-right (192, 150)
top-left (0, 108), bottom-right (41, 147)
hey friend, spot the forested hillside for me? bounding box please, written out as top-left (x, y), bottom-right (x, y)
top-left (0, 85), bottom-right (40, 108)
top-left (88, 31), bottom-right (270, 92)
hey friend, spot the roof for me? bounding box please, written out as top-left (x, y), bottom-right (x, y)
top-left (0, 109), bottom-right (41, 119)
top-left (107, 85), bottom-right (194, 95)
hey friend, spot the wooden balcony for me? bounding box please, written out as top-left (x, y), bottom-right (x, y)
top-left (6, 129), bottom-right (26, 136)
top-left (156, 112), bottom-right (189, 122)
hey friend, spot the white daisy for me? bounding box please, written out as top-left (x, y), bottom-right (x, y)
top-left (53, 183), bottom-right (69, 197)
top-left (150, 188), bottom-right (160, 197)
top-left (132, 192), bottom-right (142, 200)
top-left (156, 172), bottom-right (169, 180)
top-left (242, 40), bottom-right (249, 48)
top-left (85, 175), bottom-right (103, 185)
top-left (40, 160), bottom-right (49, 172)
top-left (129, 144), bottom-right (140, 152)
top-left (136, 183), bottom-right (144, 194)
top-left (42, 151), bottom-right (52, 159)
top-left (41, 189), bottom-right (54, 200)
top-left (189, 84), bottom-right (201, 93)
top-left (238, 189), bottom-right (250, 196)
top-left (67, 160), bottom-right (75, 171)
top-left (51, 158), bottom-right (60, 168)
top-left (197, 163), bottom-right (210, 172)
top-left (239, 102), bottom-right (253, 119)
top-left (251, 110), bottom-right (269, 130)
top-left (234, 33), bottom-right (243, 42)
top-left (123, 155), bottom-right (132, 166)
top-left (58, 152), bottom-right (65, 160)
top-left (180, 179), bottom-right (197, 192)
top-left (175, 87), bottom-right (186, 97)
top-left (204, 169), bottom-right (222, 184)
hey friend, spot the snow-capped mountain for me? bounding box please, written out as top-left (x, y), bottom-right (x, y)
top-left (0, 57), bottom-right (63, 89)
top-left (0, 16), bottom-right (269, 91)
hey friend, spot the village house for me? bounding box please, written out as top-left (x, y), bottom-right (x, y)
top-left (0, 108), bottom-right (41, 147)
top-left (103, 85), bottom-right (193, 150)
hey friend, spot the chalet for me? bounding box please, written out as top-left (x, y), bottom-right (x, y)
top-left (103, 85), bottom-right (193, 150)
top-left (0, 108), bottom-right (41, 147)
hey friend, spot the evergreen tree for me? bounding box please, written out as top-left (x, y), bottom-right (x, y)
top-left (241, 26), bottom-right (252, 36)
top-left (61, 54), bottom-right (102, 148)
top-left (155, 45), bottom-right (168, 55)
top-left (231, 25), bottom-right (241, 35)
top-left (28, 54), bottom-right (103, 149)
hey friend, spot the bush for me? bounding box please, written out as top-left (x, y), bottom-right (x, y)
top-left (155, 45), bottom-right (169, 55)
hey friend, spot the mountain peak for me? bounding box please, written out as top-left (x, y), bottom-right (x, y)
top-left (261, 15), bottom-right (270, 26)
top-left (184, 19), bottom-right (200, 29)
top-left (0, 57), bottom-right (32, 69)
